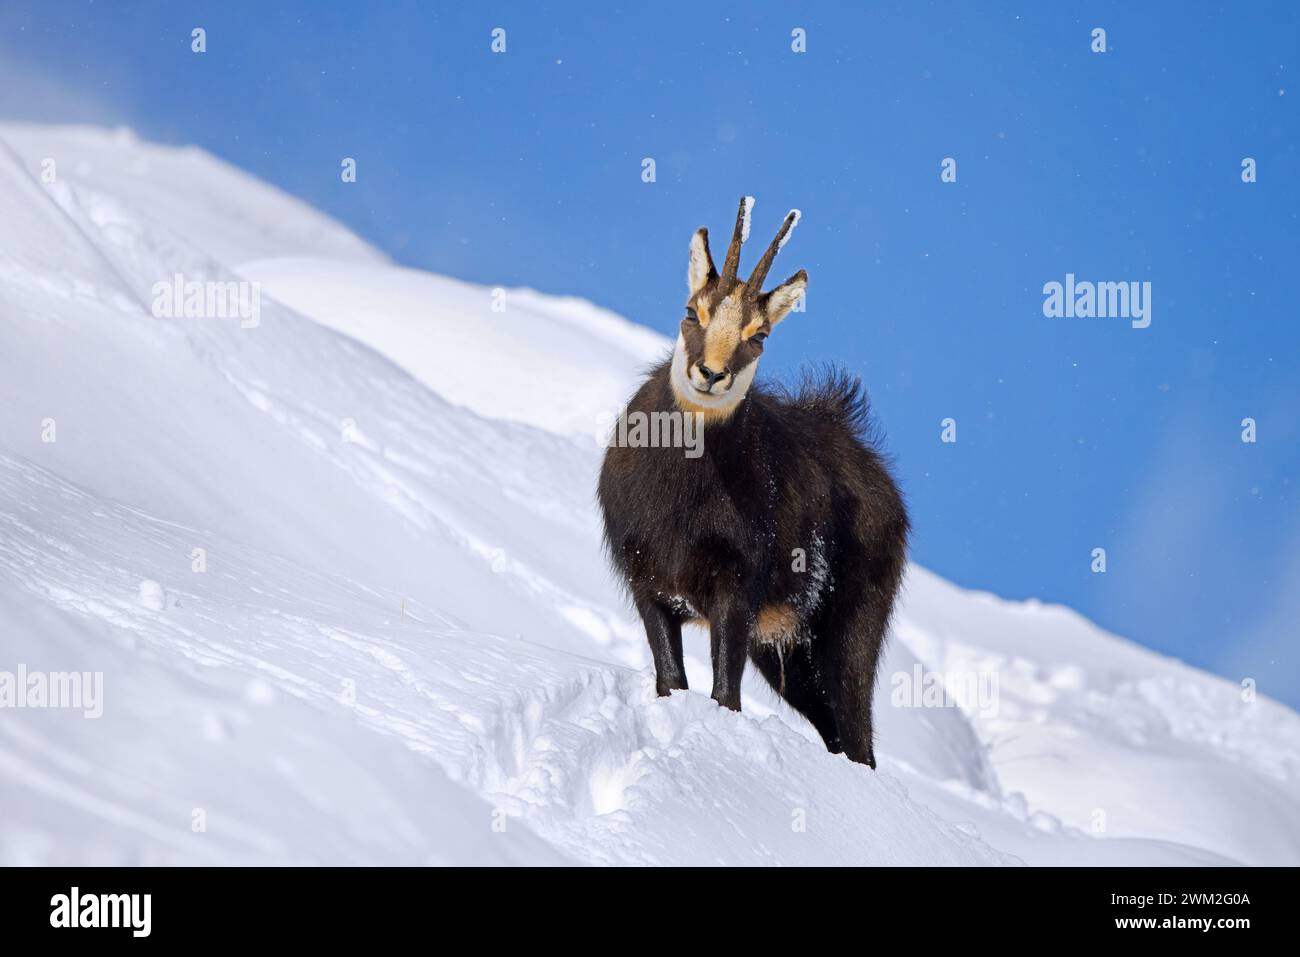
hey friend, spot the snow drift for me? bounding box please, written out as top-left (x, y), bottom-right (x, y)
top-left (0, 123), bottom-right (1296, 866)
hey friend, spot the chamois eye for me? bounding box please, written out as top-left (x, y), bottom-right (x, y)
top-left (684, 308), bottom-right (699, 324)
top-left (751, 332), bottom-right (768, 344)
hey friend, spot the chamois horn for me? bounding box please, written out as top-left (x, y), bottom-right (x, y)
top-left (745, 209), bottom-right (801, 299)
top-left (719, 196), bottom-right (754, 289)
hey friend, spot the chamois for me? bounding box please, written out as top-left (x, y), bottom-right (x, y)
top-left (597, 197), bottom-right (908, 768)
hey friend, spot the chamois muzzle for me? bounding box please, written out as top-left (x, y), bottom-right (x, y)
top-left (695, 363), bottom-right (730, 391)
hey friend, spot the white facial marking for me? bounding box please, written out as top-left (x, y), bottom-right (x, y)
top-left (671, 334), bottom-right (758, 411)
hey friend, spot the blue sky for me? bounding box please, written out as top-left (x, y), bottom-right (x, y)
top-left (2, 1), bottom-right (1297, 704)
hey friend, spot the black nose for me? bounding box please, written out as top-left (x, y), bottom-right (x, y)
top-left (697, 363), bottom-right (728, 387)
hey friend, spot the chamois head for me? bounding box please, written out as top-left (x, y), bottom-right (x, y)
top-left (672, 197), bottom-right (808, 421)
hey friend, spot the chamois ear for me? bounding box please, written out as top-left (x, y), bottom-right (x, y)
top-left (763, 269), bottom-right (808, 326)
top-left (688, 227), bottom-right (716, 295)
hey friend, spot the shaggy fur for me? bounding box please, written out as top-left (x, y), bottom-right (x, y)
top-left (598, 362), bottom-right (908, 767)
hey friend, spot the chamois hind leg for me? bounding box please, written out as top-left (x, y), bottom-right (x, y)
top-left (635, 595), bottom-right (688, 696)
top-left (750, 642), bottom-right (842, 754)
top-left (818, 594), bottom-right (891, 769)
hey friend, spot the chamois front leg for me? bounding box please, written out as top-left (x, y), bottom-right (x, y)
top-left (636, 596), bottom-right (688, 696)
top-left (708, 598), bottom-right (751, 711)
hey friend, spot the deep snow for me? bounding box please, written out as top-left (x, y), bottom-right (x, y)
top-left (1, 123), bottom-right (1296, 865)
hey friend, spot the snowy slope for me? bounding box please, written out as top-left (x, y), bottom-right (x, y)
top-left (0, 123), bottom-right (385, 268)
top-left (1, 124), bottom-right (1296, 866)
top-left (236, 257), bottom-right (666, 439)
